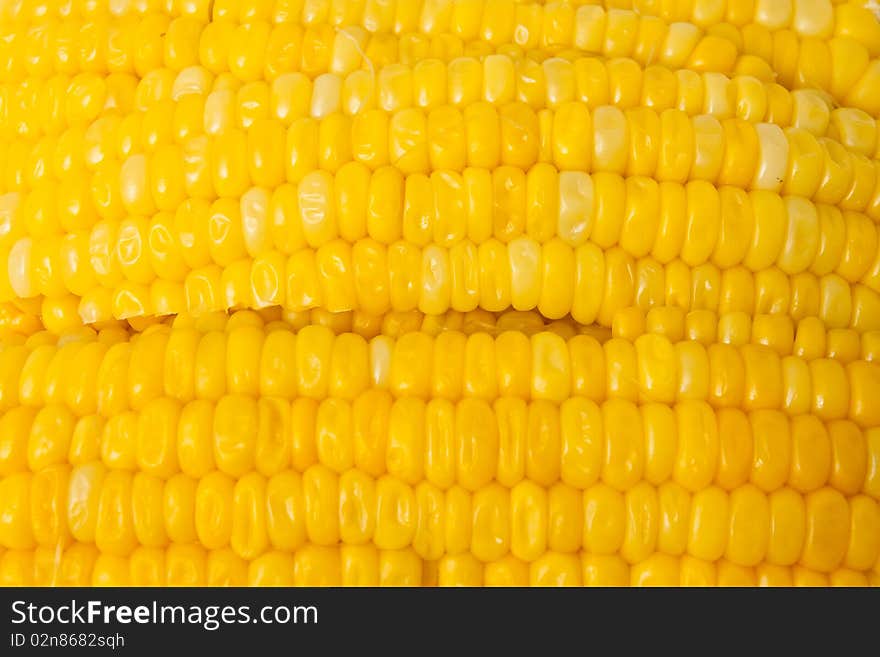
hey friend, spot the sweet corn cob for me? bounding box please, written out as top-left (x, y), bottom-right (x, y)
top-left (0, 317), bottom-right (879, 586)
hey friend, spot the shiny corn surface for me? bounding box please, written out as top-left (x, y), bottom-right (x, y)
top-left (1, 0), bottom-right (879, 587)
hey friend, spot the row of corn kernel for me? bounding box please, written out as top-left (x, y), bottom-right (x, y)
top-left (3, 388), bottom-right (878, 496)
top-left (0, 5), bottom-right (736, 79)
top-left (630, 265), bottom-right (879, 330)
top-left (1, 0), bottom-right (857, 49)
top-left (5, 448), bottom-right (880, 572)
top-left (12, 157), bottom-right (880, 263)
top-left (6, 382), bottom-right (880, 499)
top-left (0, 307), bottom-right (595, 410)
top-left (3, 541), bottom-right (876, 587)
top-left (0, 541), bottom-right (430, 587)
top-left (8, 55), bottom-right (876, 153)
top-left (140, 56), bottom-right (877, 156)
top-left (0, 11), bottom-right (655, 86)
top-left (6, 303), bottom-right (597, 396)
top-left (184, 1), bottom-right (873, 96)
top-left (3, 323), bottom-right (878, 424)
top-left (147, 108), bottom-right (849, 198)
top-left (10, 173), bottom-right (880, 306)
top-left (287, 1), bottom-right (880, 116)
top-left (0, 0), bottom-right (228, 22)
top-left (13, 110), bottom-right (880, 242)
top-left (4, 94), bottom-right (879, 222)
top-left (3, 456), bottom-right (878, 574)
top-left (2, 0), bottom-right (568, 25)
top-left (52, 241), bottom-right (880, 334)
top-left (33, 277), bottom-right (597, 338)
top-left (99, 109), bottom-right (880, 211)
top-left (182, 60), bottom-right (876, 155)
top-left (631, 1), bottom-right (880, 57)
top-left (174, 4), bottom-right (880, 115)
top-left (4, 17), bottom-right (506, 82)
top-left (613, 308), bottom-right (880, 363)
top-left (4, 3), bottom-right (879, 107)
top-left (10, 71), bottom-right (880, 207)
top-left (0, 303), bottom-right (592, 398)
top-left (188, 58), bottom-right (879, 156)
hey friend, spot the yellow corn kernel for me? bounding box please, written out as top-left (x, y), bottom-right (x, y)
top-left (495, 396), bottom-right (527, 488)
top-left (677, 341), bottom-right (710, 400)
top-left (620, 482), bottom-right (658, 565)
top-left (809, 358), bottom-right (850, 421)
top-left (195, 470), bottom-right (234, 550)
top-left (92, 554), bottom-right (130, 586)
top-left (827, 330), bottom-right (860, 365)
top-left (827, 420), bottom-right (867, 496)
top-left (618, 179), bottom-right (659, 262)
top-left (95, 470), bottom-right (137, 556)
top-left (530, 551), bottom-right (582, 587)
top-left (27, 405), bottom-right (74, 472)
top-left (229, 472), bottom-right (268, 560)
top-left (264, 470), bottom-right (306, 552)
top-left (802, 487), bottom-right (850, 573)
top-left (456, 398), bottom-right (498, 491)
top-left (205, 547), bottom-right (247, 586)
top-left (638, 401), bottom-right (675, 486)
top-left (467, 481), bottom-right (509, 562)
top-left (522, 400), bottom-right (558, 486)
top-left (763, 486), bottom-right (804, 567)
top-left (680, 554), bottom-right (717, 587)
top-left (436, 553), bottom-right (481, 586)
top-left (592, 106), bottom-right (628, 175)
top-left (582, 482), bottom-right (624, 556)
top-left (674, 400), bottom-right (718, 492)
top-left (292, 544), bottom-right (341, 586)
top-left (687, 486), bottom-right (728, 562)
top-left (248, 550), bottom-right (294, 586)
top-left (631, 553), bottom-right (680, 586)
top-left (131, 472), bottom-right (167, 549)
top-left (339, 544), bottom-right (379, 587)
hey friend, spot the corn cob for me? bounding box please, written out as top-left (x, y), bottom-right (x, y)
top-left (0, 316), bottom-right (878, 586)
